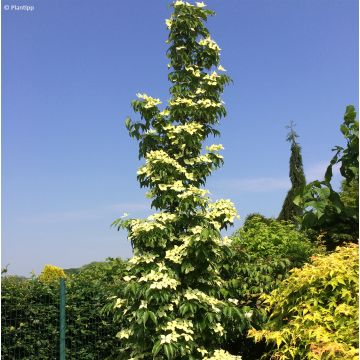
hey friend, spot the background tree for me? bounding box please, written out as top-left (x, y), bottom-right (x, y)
top-left (278, 122), bottom-right (306, 222)
top-left (295, 105), bottom-right (359, 250)
top-left (111, 1), bottom-right (243, 359)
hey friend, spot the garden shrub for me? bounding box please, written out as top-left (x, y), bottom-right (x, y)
top-left (38, 264), bottom-right (67, 283)
top-left (221, 216), bottom-right (315, 358)
top-left (226, 216), bottom-right (315, 308)
top-left (1, 275), bottom-right (60, 359)
top-left (248, 244), bottom-right (359, 359)
top-left (1, 258), bottom-right (127, 360)
top-left (110, 1), bottom-right (245, 359)
top-left (64, 258), bottom-right (127, 359)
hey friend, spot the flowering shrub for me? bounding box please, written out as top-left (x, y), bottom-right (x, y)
top-left (111, 1), bottom-right (245, 358)
top-left (248, 244), bottom-right (359, 359)
top-left (38, 264), bottom-right (66, 283)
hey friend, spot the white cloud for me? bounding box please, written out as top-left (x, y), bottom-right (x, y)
top-left (213, 177), bottom-right (290, 193)
top-left (211, 160), bottom-right (342, 194)
top-left (20, 202), bottom-right (151, 224)
top-left (305, 161), bottom-right (340, 182)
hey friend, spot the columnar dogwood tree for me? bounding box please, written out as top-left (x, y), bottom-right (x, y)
top-left (112, 1), bottom-right (244, 359)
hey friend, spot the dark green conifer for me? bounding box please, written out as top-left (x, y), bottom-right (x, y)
top-left (278, 122), bottom-right (306, 222)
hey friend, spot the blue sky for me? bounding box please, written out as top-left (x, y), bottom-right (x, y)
top-left (2, 0), bottom-right (358, 275)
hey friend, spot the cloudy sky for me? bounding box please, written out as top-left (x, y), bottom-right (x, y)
top-left (2, 0), bottom-right (358, 275)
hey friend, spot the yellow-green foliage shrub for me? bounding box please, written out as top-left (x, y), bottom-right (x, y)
top-left (248, 244), bottom-right (359, 359)
top-left (38, 264), bottom-right (66, 283)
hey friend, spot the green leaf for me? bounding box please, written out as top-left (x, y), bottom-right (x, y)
top-left (125, 117), bottom-right (132, 130)
top-left (148, 311), bottom-right (157, 325)
top-left (152, 340), bottom-right (162, 357)
top-left (293, 195), bottom-right (302, 206)
top-left (324, 164), bottom-right (333, 183)
top-left (143, 311), bottom-right (149, 326)
top-left (164, 344), bottom-right (173, 360)
top-left (340, 123), bottom-right (349, 136)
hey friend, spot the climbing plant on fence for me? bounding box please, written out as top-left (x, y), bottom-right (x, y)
top-left (110, 1), bottom-right (245, 359)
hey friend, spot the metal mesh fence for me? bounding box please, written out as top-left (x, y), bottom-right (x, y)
top-left (1, 276), bottom-right (120, 359)
top-left (1, 277), bottom-right (60, 359)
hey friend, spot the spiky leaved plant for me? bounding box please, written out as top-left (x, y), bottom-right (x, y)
top-left (112, 1), bottom-right (244, 359)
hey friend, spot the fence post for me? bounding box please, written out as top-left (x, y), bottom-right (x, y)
top-left (59, 278), bottom-right (66, 360)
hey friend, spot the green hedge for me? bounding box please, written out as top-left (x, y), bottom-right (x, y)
top-left (221, 216), bottom-right (316, 358)
top-left (1, 258), bottom-right (126, 360)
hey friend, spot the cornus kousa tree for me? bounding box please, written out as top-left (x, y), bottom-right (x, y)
top-left (112, 2), bottom-right (243, 359)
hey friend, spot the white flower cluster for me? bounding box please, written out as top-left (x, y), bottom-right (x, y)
top-left (203, 349), bottom-right (242, 360)
top-left (212, 323), bottom-right (224, 336)
top-left (116, 328), bottom-right (133, 339)
top-left (177, 186), bottom-right (209, 201)
top-left (199, 37), bottom-right (221, 52)
top-left (197, 98), bottom-right (222, 108)
top-left (158, 180), bottom-right (185, 192)
top-left (139, 300), bottom-right (148, 309)
top-left (139, 269), bottom-right (179, 290)
top-left (228, 298), bottom-right (239, 306)
top-left (165, 243), bottom-right (187, 264)
top-left (204, 71), bottom-right (220, 86)
top-left (189, 225), bottom-right (204, 235)
top-left (160, 319), bottom-right (194, 344)
top-left (169, 97), bottom-right (195, 107)
top-left (128, 252), bottom-right (158, 265)
top-left (144, 128), bottom-right (157, 135)
top-left (164, 122), bottom-right (203, 137)
top-left (221, 236), bottom-right (233, 247)
top-left (184, 155), bottom-right (212, 165)
top-left (169, 97), bottom-right (221, 109)
top-left (114, 298), bottom-right (126, 308)
top-left (165, 233), bottom-right (194, 264)
top-left (156, 303), bottom-right (174, 318)
top-left (174, 1), bottom-right (206, 8)
top-left (148, 212), bottom-right (177, 223)
top-left (137, 150), bottom-right (194, 181)
top-left (206, 199), bottom-right (239, 223)
top-left (165, 18), bottom-right (173, 29)
top-left (183, 288), bottom-right (225, 313)
top-left (185, 65), bottom-right (201, 77)
top-left (136, 93), bottom-right (162, 109)
top-left (159, 109), bottom-right (170, 117)
top-left (244, 311), bottom-right (253, 319)
top-left (206, 144), bottom-right (224, 152)
top-left (128, 219), bottom-right (165, 238)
